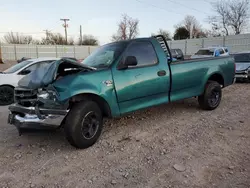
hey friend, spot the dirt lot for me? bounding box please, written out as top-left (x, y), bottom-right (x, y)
top-left (0, 83), bottom-right (249, 188)
top-left (0, 61), bottom-right (17, 72)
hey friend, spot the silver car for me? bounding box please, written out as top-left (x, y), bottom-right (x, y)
top-left (233, 52), bottom-right (250, 82)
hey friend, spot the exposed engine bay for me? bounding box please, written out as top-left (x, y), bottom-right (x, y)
top-left (7, 59), bottom-right (96, 134)
top-left (14, 59), bottom-right (95, 109)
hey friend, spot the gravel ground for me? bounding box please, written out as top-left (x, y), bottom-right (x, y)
top-left (0, 83), bottom-right (249, 188)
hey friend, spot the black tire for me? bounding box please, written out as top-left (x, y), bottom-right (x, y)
top-left (198, 81), bottom-right (222, 110)
top-left (0, 86), bottom-right (14, 106)
top-left (64, 101), bottom-right (103, 149)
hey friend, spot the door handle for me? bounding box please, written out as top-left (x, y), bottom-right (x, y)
top-left (157, 70), bottom-right (166, 76)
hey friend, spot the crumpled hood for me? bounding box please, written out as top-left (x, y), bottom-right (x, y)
top-left (235, 62), bottom-right (250, 72)
top-left (18, 59), bottom-right (94, 90)
top-left (190, 55), bottom-right (213, 59)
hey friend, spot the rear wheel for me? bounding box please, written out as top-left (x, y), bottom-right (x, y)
top-left (0, 86), bottom-right (14, 106)
top-left (64, 101), bottom-right (103, 149)
top-left (198, 81), bottom-right (222, 110)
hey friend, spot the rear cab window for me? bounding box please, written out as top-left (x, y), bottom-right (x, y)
top-left (195, 49), bottom-right (214, 55)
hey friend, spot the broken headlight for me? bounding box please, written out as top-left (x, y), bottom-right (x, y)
top-left (37, 88), bottom-right (57, 101)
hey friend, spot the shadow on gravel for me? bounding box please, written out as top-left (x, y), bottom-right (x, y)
top-left (3, 98), bottom-right (201, 150)
top-left (6, 128), bottom-right (75, 151)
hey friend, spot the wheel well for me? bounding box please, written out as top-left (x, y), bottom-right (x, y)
top-left (0, 85), bottom-right (14, 89)
top-left (208, 74), bottom-right (224, 87)
top-left (70, 93), bottom-right (112, 118)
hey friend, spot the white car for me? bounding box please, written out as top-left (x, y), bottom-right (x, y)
top-left (191, 47), bottom-right (229, 59)
top-left (0, 57), bottom-right (60, 105)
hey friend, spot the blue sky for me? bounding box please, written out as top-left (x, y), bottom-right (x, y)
top-left (1, 0), bottom-right (216, 44)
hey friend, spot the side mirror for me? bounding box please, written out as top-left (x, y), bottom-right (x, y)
top-left (19, 69), bottom-right (31, 75)
top-left (117, 56), bottom-right (138, 70)
top-left (125, 56), bottom-right (138, 66)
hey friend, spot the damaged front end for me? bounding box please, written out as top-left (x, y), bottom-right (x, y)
top-left (8, 59), bottom-right (95, 135)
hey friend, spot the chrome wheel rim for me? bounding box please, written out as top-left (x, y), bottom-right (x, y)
top-left (81, 111), bottom-right (99, 140)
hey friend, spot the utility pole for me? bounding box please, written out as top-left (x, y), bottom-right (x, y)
top-left (60, 18), bottom-right (70, 44)
top-left (190, 23), bottom-right (193, 39)
top-left (0, 42), bottom-right (3, 64)
top-left (43, 29), bottom-right (51, 40)
top-left (80, 25), bottom-right (82, 45)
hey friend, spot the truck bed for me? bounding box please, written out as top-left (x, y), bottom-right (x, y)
top-left (169, 56), bottom-right (235, 102)
top-left (171, 56), bottom-right (230, 64)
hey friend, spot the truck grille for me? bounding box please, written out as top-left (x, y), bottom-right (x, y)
top-left (14, 87), bottom-right (38, 103)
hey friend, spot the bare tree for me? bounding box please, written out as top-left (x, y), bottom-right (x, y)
top-left (78, 35), bottom-right (98, 45)
top-left (208, 0), bottom-right (249, 35)
top-left (41, 32), bottom-right (74, 45)
top-left (111, 14), bottom-right (139, 41)
top-left (3, 32), bottom-right (34, 44)
top-left (208, 1), bottom-right (231, 35)
top-left (182, 15), bottom-right (202, 38)
top-left (175, 15), bottom-right (205, 38)
top-left (151, 29), bottom-right (172, 40)
top-left (227, 0), bottom-right (249, 34)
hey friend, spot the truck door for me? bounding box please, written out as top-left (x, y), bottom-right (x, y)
top-left (112, 40), bottom-right (170, 113)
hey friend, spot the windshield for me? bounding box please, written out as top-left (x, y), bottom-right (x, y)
top-left (3, 60), bottom-right (32, 74)
top-left (82, 42), bottom-right (128, 68)
top-left (195, 49), bottom-right (214, 55)
top-left (234, 53), bottom-right (250, 62)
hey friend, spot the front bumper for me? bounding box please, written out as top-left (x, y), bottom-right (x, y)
top-left (8, 103), bottom-right (68, 134)
top-left (235, 70), bottom-right (250, 79)
top-left (235, 74), bottom-right (248, 78)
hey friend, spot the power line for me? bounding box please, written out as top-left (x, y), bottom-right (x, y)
top-left (166, 0), bottom-right (210, 15)
top-left (0, 31), bottom-right (44, 34)
top-left (0, 31), bottom-right (77, 36)
top-left (135, 0), bottom-right (183, 16)
top-left (136, 0), bottom-right (210, 16)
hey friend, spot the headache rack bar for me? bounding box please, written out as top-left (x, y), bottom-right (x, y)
top-left (153, 35), bottom-right (172, 60)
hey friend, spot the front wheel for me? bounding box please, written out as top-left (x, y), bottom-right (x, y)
top-left (0, 86), bottom-right (14, 106)
top-left (198, 81), bottom-right (222, 110)
top-left (64, 101), bottom-right (103, 149)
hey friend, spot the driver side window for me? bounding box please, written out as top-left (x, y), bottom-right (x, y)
top-left (124, 41), bottom-right (158, 67)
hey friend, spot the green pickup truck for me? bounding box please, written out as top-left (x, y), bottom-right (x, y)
top-left (8, 35), bottom-right (235, 149)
